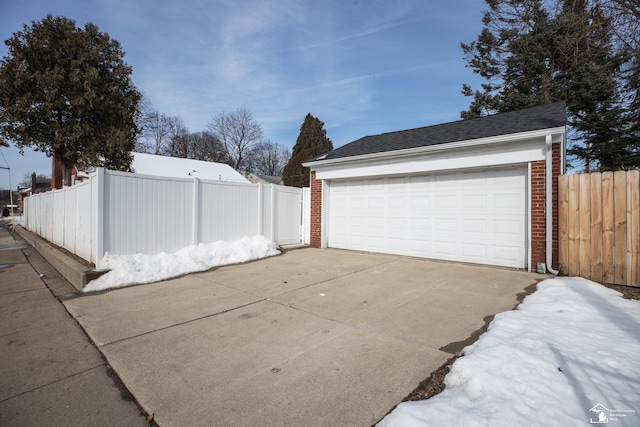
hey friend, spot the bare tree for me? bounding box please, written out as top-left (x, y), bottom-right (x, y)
top-left (207, 107), bottom-right (263, 171)
top-left (163, 129), bottom-right (227, 163)
top-left (188, 131), bottom-right (227, 162)
top-left (138, 111), bottom-right (185, 155)
top-left (163, 122), bottom-right (190, 158)
top-left (249, 141), bottom-right (290, 176)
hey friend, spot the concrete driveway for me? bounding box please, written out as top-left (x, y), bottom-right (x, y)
top-left (62, 248), bottom-right (542, 426)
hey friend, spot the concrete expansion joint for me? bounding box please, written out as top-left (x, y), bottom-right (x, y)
top-left (101, 297), bottom-right (268, 348)
top-left (0, 364), bottom-right (105, 404)
top-left (267, 298), bottom-right (353, 328)
top-left (269, 258), bottom-right (400, 299)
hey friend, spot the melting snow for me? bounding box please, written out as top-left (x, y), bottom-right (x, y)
top-left (378, 277), bottom-right (640, 427)
top-left (84, 235), bottom-right (279, 292)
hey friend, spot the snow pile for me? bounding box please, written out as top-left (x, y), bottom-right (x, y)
top-left (378, 277), bottom-right (640, 427)
top-left (84, 235), bottom-right (280, 292)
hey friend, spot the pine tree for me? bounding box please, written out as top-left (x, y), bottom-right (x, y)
top-left (461, 0), bottom-right (638, 171)
top-left (0, 15), bottom-right (141, 184)
top-left (283, 114), bottom-right (333, 187)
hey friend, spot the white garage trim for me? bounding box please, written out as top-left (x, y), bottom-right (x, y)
top-left (309, 129), bottom-right (565, 182)
top-left (326, 166), bottom-right (528, 269)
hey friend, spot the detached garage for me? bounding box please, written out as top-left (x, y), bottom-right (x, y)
top-left (304, 102), bottom-right (567, 272)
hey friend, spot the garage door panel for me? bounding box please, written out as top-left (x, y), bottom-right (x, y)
top-left (462, 219), bottom-right (487, 233)
top-left (494, 219), bottom-right (522, 237)
top-left (328, 167), bottom-right (527, 268)
top-left (462, 243), bottom-right (487, 260)
top-left (463, 194), bottom-right (487, 209)
top-left (493, 245), bottom-right (523, 264)
top-left (495, 193), bottom-right (522, 209)
top-left (437, 195), bottom-right (457, 209)
top-left (434, 241), bottom-right (457, 256)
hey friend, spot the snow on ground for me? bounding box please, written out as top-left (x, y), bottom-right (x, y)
top-left (84, 235), bottom-right (280, 292)
top-left (378, 277), bottom-right (640, 427)
top-left (0, 215), bottom-right (23, 227)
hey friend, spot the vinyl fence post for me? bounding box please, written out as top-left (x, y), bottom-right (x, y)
top-left (270, 184), bottom-right (276, 242)
top-left (192, 177), bottom-right (200, 245)
top-left (257, 183), bottom-right (263, 236)
top-left (93, 168), bottom-right (105, 265)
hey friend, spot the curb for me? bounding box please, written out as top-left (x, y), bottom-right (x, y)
top-left (15, 226), bottom-right (106, 291)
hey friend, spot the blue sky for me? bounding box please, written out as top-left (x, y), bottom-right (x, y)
top-left (0, 0), bottom-right (486, 190)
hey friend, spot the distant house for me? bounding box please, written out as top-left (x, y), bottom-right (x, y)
top-left (132, 153), bottom-right (250, 183)
top-left (32, 173), bottom-right (52, 194)
top-left (243, 172), bottom-right (283, 185)
top-left (14, 173), bottom-right (52, 212)
top-left (51, 157), bottom-right (89, 189)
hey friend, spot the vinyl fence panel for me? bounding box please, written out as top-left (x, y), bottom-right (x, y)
top-left (104, 171), bottom-right (194, 257)
top-left (199, 179), bottom-right (261, 244)
top-left (275, 185), bottom-right (304, 245)
top-left (75, 180), bottom-right (93, 262)
top-left (24, 168), bottom-right (306, 265)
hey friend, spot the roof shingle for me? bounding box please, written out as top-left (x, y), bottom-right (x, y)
top-left (321, 101), bottom-right (566, 161)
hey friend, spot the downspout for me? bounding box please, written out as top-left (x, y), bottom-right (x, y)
top-left (545, 134), bottom-right (559, 275)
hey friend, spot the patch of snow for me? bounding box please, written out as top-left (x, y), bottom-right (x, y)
top-left (1, 215), bottom-right (23, 226)
top-left (84, 235), bottom-right (279, 292)
top-left (378, 277), bottom-right (640, 427)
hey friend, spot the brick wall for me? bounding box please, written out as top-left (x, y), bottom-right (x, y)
top-left (530, 160), bottom-right (546, 270)
top-left (310, 171), bottom-right (322, 248)
top-left (51, 157), bottom-right (63, 190)
top-left (530, 144), bottom-right (561, 272)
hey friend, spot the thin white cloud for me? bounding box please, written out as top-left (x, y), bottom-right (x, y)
top-left (298, 16), bottom-right (422, 51)
top-left (0, 0), bottom-right (487, 188)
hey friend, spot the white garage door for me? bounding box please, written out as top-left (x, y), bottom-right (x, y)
top-left (328, 167), bottom-right (527, 268)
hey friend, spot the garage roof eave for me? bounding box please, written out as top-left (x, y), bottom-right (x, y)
top-left (303, 126), bottom-right (565, 169)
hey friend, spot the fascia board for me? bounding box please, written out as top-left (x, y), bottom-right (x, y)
top-left (303, 126), bottom-right (566, 169)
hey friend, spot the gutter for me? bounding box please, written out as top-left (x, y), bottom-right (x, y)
top-left (545, 134), bottom-right (559, 275)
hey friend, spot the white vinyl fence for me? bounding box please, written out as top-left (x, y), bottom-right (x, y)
top-left (24, 168), bottom-right (309, 265)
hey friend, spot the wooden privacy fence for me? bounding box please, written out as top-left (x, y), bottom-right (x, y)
top-left (558, 170), bottom-right (640, 287)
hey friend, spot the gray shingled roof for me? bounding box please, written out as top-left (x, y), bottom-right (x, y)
top-left (320, 101), bottom-right (566, 161)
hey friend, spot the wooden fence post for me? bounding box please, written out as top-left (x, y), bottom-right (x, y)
top-left (558, 175), bottom-right (569, 275)
top-left (614, 171), bottom-right (628, 285)
top-left (627, 170), bottom-right (639, 286)
top-left (590, 173), bottom-right (603, 283)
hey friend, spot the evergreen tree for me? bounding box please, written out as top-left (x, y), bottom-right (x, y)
top-left (461, 0), bottom-right (638, 171)
top-left (0, 15), bottom-right (141, 184)
top-left (283, 114), bottom-right (333, 187)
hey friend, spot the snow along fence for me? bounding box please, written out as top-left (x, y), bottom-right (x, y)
top-left (24, 168), bottom-right (309, 265)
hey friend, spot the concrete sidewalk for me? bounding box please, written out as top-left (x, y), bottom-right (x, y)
top-left (60, 245), bottom-right (543, 426)
top-left (0, 223), bottom-right (149, 426)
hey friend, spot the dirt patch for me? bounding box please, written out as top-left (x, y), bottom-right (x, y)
top-left (402, 354), bottom-right (461, 402)
top-left (603, 283), bottom-right (640, 300)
